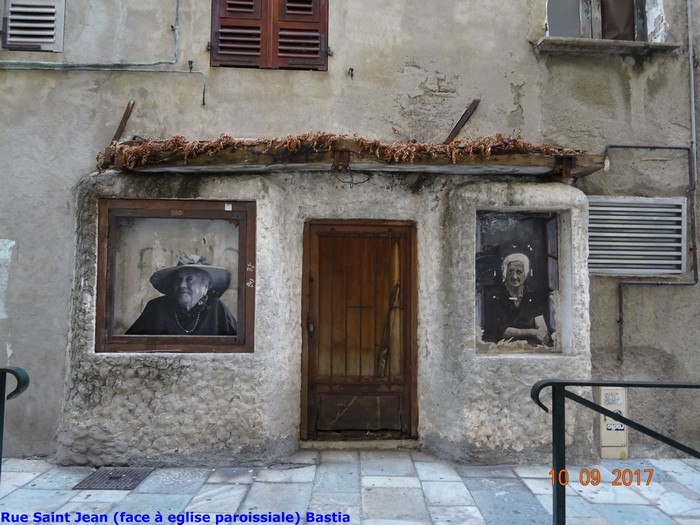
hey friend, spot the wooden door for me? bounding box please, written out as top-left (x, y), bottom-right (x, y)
top-left (302, 220), bottom-right (417, 439)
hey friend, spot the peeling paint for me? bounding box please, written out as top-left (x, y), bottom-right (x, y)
top-left (647, 0), bottom-right (668, 43)
top-left (0, 240), bottom-right (16, 320)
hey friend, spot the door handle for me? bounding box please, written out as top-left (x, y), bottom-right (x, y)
top-left (307, 322), bottom-right (314, 337)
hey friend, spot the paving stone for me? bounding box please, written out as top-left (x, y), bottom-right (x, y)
top-left (360, 450), bottom-right (416, 477)
top-left (593, 503), bottom-right (678, 524)
top-left (650, 459), bottom-right (699, 476)
top-left (319, 450), bottom-right (358, 463)
top-left (56, 500), bottom-right (116, 515)
top-left (652, 490), bottom-right (700, 517)
top-left (422, 481), bottom-right (474, 506)
top-left (254, 464), bottom-right (316, 483)
top-left (1, 459), bottom-right (54, 474)
top-left (414, 461), bottom-right (462, 481)
top-left (428, 505), bottom-right (486, 525)
top-left (309, 491), bottom-right (360, 507)
top-left (602, 459), bottom-right (674, 482)
top-left (238, 482), bottom-right (312, 514)
top-left (361, 475), bottom-right (421, 488)
top-left (70, 489), bottom-right (130, 503)
top-left (0, 471), bottom-right (44, 498)
top-left (569, 480), bottom-right (649, 504)
top-left (111, 492), bottom-right (192, 514)
top-left (534, 493), bottom-right (607, 518)
top-left (305, 504), bottom-right (359, 523)
top-left (362, 486), bottom-right (430, 521)
top-left (27, 467), bottom-right (95, 490)
top-left (207, 467), bottom-right (255, 484)
top-left (278, 450), bottom-right (319, 465)
top-left (0, 488), bottom-right (76, 513)
top-left (135, 468), bottom-right (211, 494)
top-left (185, 483), bottom-right (249, 513)
top-left (464, 477), bottom-right (550, 525)
top-left (456, 465), bottom-right (517, 478)
top-left (313, 462), bottom-right (359, 493)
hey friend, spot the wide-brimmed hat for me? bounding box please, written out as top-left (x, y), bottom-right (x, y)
top-left (150, 254), bottom-right (232, 297)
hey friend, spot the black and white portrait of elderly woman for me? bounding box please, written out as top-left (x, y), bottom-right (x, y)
top-left (126, 254), bottom-right (238, 336)
top-left (481, 252), bottom-right (552, 346)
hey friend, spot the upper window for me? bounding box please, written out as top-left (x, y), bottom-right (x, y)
top-left (548, 0), bottom-right (653, 41)
top-left (1, 0), bottom-right (65, 52)
top-left (210, 0), bottom-right (329, 70)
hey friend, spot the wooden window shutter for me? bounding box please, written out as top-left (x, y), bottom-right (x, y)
top-left (272, 0), bottom-right (328, 70)
top-left (211, 0), bottom-right (268, 67)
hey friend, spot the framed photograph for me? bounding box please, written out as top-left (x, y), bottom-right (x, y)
top-left (96, 199), bottom-right (256, 353)
top-left (475, 212), bottom-right (558, 349)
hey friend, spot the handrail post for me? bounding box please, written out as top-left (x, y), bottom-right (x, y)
top-left (0, 367), bottom-right (30, 480)
top-left (552, 383), bottom-right (566, 525)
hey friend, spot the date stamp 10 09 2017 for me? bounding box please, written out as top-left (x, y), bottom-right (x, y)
top-left (550, 468), bottom-right (654, 487)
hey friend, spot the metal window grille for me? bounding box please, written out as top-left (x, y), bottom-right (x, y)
top-left (2, 0), bottom-right (64, 52)
top-left (588, 196), bottom-right (687, 275)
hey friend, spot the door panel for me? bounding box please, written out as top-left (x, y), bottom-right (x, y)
top-left (302, 221), bottom-right (416, 439)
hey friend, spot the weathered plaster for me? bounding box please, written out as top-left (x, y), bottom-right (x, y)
top-left (58, 175), bottom-right (593, 466)
top-left (1, 0), bottom-right (698, 461)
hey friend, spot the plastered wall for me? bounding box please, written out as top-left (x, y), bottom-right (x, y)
top-left (0, 0), bottom-right (698, 460)
top-left (57, 175), bottom-right (592, 466)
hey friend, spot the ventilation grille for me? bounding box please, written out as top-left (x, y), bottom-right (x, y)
top-left (588, 196), bottom-right (687, 275)
top-left (4, 0), bottom-right (64, 51)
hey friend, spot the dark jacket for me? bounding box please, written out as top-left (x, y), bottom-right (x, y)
top-left (125, 295), bottom-right (237, 336)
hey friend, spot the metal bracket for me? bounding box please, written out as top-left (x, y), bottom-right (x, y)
top-left (332, 150), bottom-right (351, 172)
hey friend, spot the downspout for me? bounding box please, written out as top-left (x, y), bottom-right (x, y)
top-left (0, 0), bottom-right (206, 105)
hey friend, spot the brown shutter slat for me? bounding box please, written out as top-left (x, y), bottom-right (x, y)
top-left (273, 0), bottom-right (327, 70)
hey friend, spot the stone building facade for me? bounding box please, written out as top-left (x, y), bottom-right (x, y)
top-left (0, 0), bottom-right (697, 465)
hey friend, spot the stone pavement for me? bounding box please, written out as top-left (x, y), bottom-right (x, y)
top-left (0, 449), bottom-right (698, 524)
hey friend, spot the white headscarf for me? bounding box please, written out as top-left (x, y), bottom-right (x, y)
top-left (501, 253), bottom-right (530, 282)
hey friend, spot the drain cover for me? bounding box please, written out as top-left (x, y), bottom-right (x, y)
top-left (73, 467), bottom-right (155, 490)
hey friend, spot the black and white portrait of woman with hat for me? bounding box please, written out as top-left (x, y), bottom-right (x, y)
top-left (126, 253), bottom-right (238, 336)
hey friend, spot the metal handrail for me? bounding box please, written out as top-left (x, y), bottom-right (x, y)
top-left (531, 379), bottom-right (700, 525)
top-left (0, 367), bottom-right (30, 479)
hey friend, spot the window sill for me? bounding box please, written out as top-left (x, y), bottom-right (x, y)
top-left (535, 37), bottom-right (681, 56)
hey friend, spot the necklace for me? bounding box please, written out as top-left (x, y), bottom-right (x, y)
top-left (175, 311), bottom-right (200, 334)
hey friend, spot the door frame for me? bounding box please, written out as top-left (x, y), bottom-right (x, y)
top-left (300, 219), bottom-right (418, 440)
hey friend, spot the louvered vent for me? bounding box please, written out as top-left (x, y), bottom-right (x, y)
top-left (218, 26), bottom-right (261, 59)
top-left (285, 0), bottom-right (314, 15)
top-left (278, 29), bottom-right (320, 57)
top-left (4, 0), bottom-right (64, 52)
top-left (588, 196), bottom-right (687, 275)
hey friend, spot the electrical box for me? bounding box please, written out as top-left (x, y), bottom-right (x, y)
top-left (597, 386), bottom-right (628, 459)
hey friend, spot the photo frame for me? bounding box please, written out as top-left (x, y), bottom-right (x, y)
top-left (96, 199), bottom-right (256, 353)
top-left (475, 212), bottom-right (558, 349)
